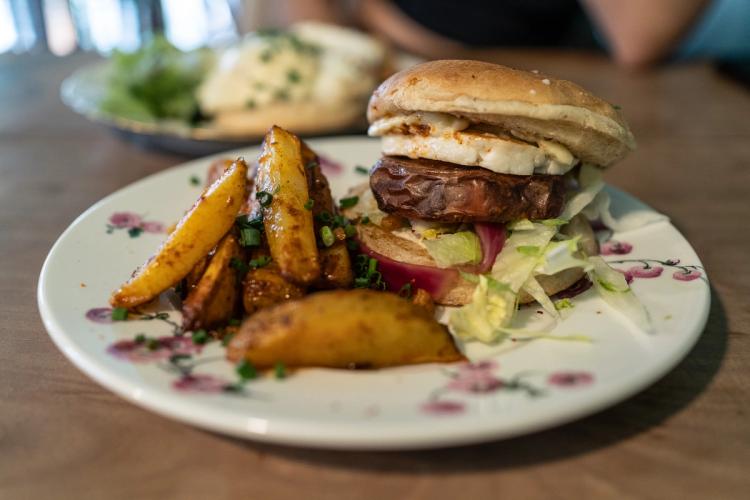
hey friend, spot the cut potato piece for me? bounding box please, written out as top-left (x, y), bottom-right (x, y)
top-left (182, 233), bottom-right (241, 331)
top-left (227, 289), bottom-right (465, 368)
top-left (110, 159), bottom-right (248, 308)
top-left (257, 126), bottom-right (320, 285)
top-left (242, 262), bottom-right (306, 315)
top-left (313, 243), bottom-right (354, 289)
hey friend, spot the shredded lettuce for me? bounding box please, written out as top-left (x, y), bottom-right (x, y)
top-left (582, 190), bottom-right (669, 233)
top-left (587, 256), bottom-right (653, 333)
top-left (534, 238), bottom-right (592, 276)
top-left (507, 219), bottom-right (535, 231)
top-left (422, 231), bottom-right (481, 267)
top-left (450, 275), bottom-right (516, 343)
top-left (560, 164), bottom-right (604, 221)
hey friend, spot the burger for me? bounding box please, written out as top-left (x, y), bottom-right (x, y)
top-left (345, 60), bottom-right (636, 325)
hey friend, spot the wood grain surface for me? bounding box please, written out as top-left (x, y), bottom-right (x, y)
top-left (1, 51), bottom-right (748, 500)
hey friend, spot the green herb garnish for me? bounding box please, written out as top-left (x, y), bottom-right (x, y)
top-left (191, 329), bottom-right (209, 345)
top-left (360, 215), bottom-right (370, 225)
top-left (274, 361), bottom-right (286, 379)
top-left (230, 257), bottom-right (249, 276)
top-left (236, 214), bottom-right (264, 230)
top-left (346, 239), bottom-right (359, 251)
top-left (228, 318), bottom-right (241, 327)
top-left (189, 175), bottom-right (201, 186)
top-left (222, 332), bottom-right (235, 347)
top-left (355, 165), bottom-right (369, 175)
top-left (287, 69), bottom-right (301, 83)
top-left (339, 196), bottom-right (359, 209)
top-left (320, 226), bottom-right (335, 247)
top-left (146, 338), bottom-right (160, 351)
top-left (306, 159), bottom-right (319, 169)
top-left (239, 227), bottom-right (261, 247)
top-left (134, 333), bottom-right (146, 344)
top-left (303, 198), bottom-right (314, 210)
top-left (257, 191), bottom-right (273, 207)
top-left (554, 298), bottom-right (574, 310)
top-left (316, 211), bottom-right (333, 224)
top-left (111, 307), bottom-right (129, 321)
top-left (128, 227), bottom-right (143, 238)
top-left (249, 255), bottom-right (272, 269)
top-left (236, 359), bottom-right (257, 380)
top-left (344, 224), bottom-right (356, 238)
top-left (245, 99), bottom-right (256, 109)
top-left (398, 283), bottom-right (413, 299)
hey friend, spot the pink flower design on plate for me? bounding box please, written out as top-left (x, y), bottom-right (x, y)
top-left (548, 371), bottom-right (594, 388)
top-left (601, 240), bottom-right (633, 255)
top-left (140, 221), bottom-right (165, 233)
top-left (318, 155), bottom-right (343, 175)
top-left (628, 264), bottom-right (663, 279)
top-left (109, 212), bottom-right (142, 228)
top-left (421, 400), bottom-right (466, 415)
top-left (673, 269), bottom-right (702, 281)
top-left (173, 374), bottom-right (229, 393)
top-left (107, 336), bottom-right (203, 363)
top-left (85, 307), bottom-right (114, 324)
top-left (616, 268), bottom-right (634, 284)
top-left (447, 360), bottom-right (503, 394)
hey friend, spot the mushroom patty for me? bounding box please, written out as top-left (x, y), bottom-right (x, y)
top-left (369, 156), bottom-right (567, 223)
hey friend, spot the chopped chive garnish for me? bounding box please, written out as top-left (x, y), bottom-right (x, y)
top-left (236, 359), bottom-right (257, 380)
top-left (111, 307), bottom-right (129, 321)
top-left (239, 227), bottom-right (261, 247)
top-left (303, 198), bottom-right (314, 210)
top-left (230, 257), bottom-right (249, 276)
top-left (332, 215), bottom-right (346, 228)
top-left (249, 255), bottom-right (271, 269)
top-left (316, 211), bottom-right (332, 224)
top-left (320, 226), bottom-right (334, 247)
top-left (127, 227), bottom-right (143, 238)
top-left (191, 329), bottom-right (209, 345)
top-left (146, 338), bottom-right (160, 351)
top-left (398, 283), bottom-right (413, 299)
top-left (134, 333), bottom-right (146, 344)
top-left (222, 332), bottom-right (235, 347)
top-left (339, 196), bottom-right (359, 209)
top-left (360, 215), bottom-right (370, 225)
top-left (306, 159), bottom-right (319, 169)
top-left (228, 318), bottom-right (241, 327)
top-left (189, 175), bottom-right (201, 186)
top-left (274, 361), bottom-right (286, 379)
top-left (257, 191), bottom-right (273, 208)
top-left (287, 69), bottom-right (301, 83)
top-left (354, 165), bottom-right (369, 175)
top-left (344, 224), bottom-right (356, 238)
top-left (368, 258), bottom-right (378, 275)
top-left (236, 214), bottom-right (264, 230)
top-left (354, 277), bottom-right (370, 288)
top-left (346, 239), bottom-right (359, 251)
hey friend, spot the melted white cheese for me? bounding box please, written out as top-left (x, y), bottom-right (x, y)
top-left (369, 112), bottom-right (578, 175)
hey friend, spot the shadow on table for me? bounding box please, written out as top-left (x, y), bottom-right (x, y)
top-left (224, 286), bottom-right (727, 471)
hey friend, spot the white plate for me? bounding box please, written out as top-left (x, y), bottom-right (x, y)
top-left (38, 137), bottom-right (710, 450)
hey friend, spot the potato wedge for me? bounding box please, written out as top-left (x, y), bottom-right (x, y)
top-left (110, 159), bottom-right (248, 308)
top-left (313, 243), bottom-right (354, 289)
top-left (243, 262), bottom-right (306, 315)
top-left (181, 233), bottom-right (242, 331)
top-left (257, 126), bottom-right (320, 285)
top-left (227, 289), bottom-right (465, 368)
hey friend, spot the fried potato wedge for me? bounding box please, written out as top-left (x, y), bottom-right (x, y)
top-left (257, 126), bottom-right (320, 285)
top-left (227, 289), bottom-right (465, 368)
top-left (243, 262), bottom-right (306, 315)
top-left (313, 243), bottom-right (354, 289)
top-left (110, 159), bottom-right (248, 308)
top-left (181, 233), bottom-right (242, 331)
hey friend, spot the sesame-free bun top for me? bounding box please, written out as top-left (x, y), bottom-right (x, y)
top-left (367, 60), bottom-right (635, 167)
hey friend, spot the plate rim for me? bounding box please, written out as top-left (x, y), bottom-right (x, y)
top-left (37, 138), bottom-right (711, 450)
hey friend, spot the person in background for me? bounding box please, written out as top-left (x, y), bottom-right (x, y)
top-left (275, 0), bottom-right (750, 69)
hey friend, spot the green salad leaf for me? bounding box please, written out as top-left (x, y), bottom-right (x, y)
top-left (422, 231), bottom-right (481, 268)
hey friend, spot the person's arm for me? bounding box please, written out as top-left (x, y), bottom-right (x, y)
top-left (581, 0), bottom-right (710, 68)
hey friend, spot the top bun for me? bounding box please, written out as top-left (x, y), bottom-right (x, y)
top-left (367, 60), bottom-right (635, 167)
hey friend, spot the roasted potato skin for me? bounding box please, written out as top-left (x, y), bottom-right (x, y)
top-left (242, 262), bottom-right (306, 315)
top-left (313, 243), bottom-right (354, 289)
top-left (182, 233), bottom-right (242, 331)
top-left (257, 126), bottom-right (320, 285)
top-left (227, 289), bottom-right (465, 368)
top-left (111, 159), bottom-right (248, 308)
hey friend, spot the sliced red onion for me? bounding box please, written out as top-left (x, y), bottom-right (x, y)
top-left (473, 222), bottom-right (507, 273)
top-left (359, 243), bottom-right (459, 301)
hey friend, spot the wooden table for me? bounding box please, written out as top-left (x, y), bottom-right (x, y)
top-left (1, 51), bottom-right (748, 500)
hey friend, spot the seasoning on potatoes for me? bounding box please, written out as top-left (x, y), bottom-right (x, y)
top-left (227, 289), bottom-right (465, 369)
top-left (110, 158), bottom-right (248, 308)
